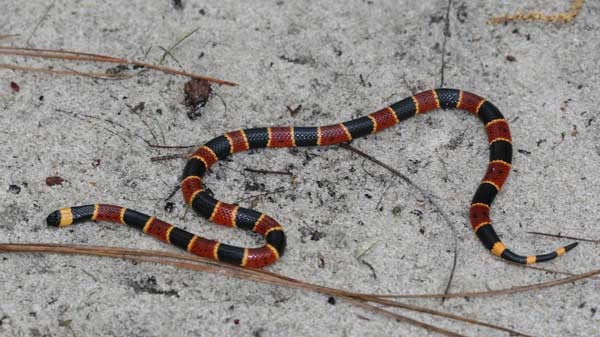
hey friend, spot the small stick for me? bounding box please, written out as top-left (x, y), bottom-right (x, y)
top-left (0, 34), bottom-right (19, 40)
top-left (527, 231), bottom-right (600, 244)
top-left (26, 1), bottom-right (55, 46)
top-left (158, 27), bottom-right (202, 65)
top-left (244, 168), bottom-right (293, 176)
top-left (0, 46), bottom-right (237, 86)
top-left (157, 46), bottom-right (182, 67)
top-left (150, 154), bottom-right (188, 162)
top-left (0, 243), bottom-right (533, 337)
top-left (235, 187), bottom-right (287, 204)
top-left (0, 63), bottom-right (131, 79)
top-left (164, 184), bottom-right (181, 202)
top-left (488, 0), bottom-right (584, 24)
top-left (148, 144), bottom-right (198, 149)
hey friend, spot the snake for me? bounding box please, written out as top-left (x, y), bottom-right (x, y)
top-left (46, 88), bottom-right (577, 268)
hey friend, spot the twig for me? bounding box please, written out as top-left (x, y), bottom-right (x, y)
top-left (26, 0), bottom-right (55, 46)
top-left (157, 46), bottom-right (182, 67)
top-left (150, 154), bottom-right (188, 162)
top-left (164, 184), bottom-right (181, 202)
top-left (374, 178), bottom-right (395, 210)
top-left (370, 266), bottom-right (600, 300)
top-left (244, 168), bottom-right (293, 176)
top-left (0, 243), bottom-right (533, 336)
top-left (356, 241), bottom-right (380, 280)
top-left (349, 295), bottom-right (531, 337)
top-left (439, 0), bottom-right (452, 87)
top-left (235, 187), bottom-right (287, 204)
top-left (0, 34), bottom-right (19, 40)
top-left (356, 240), bottom-right (380, 260)
top-left (344, 297), bottom-right (468, 337)
top-left (488, 0), bottom-right (585, 24)
top-left (148, 144), bottom-right (198, 149)
top-left (0, 46), bottom-right (237, 86)
top-left (0, 243), bottom-right (465, 336)
top-left (527, 231), bottom-right (600, 244)
top-left (213, 91), bottom-right (229, 116)
top-left (0, 63), bottom-right (132, 79)
top-left (158, 27), bottom-right (202, 65)
top-left (504, 257), bottom-right (576, 276)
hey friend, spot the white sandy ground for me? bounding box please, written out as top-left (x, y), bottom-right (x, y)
top-left (1, 1), bottom-right (599, 336)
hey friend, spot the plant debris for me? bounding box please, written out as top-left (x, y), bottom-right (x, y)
top-left (9, 81), bottom-right (20, 92)
top-left (184, 78), bottom-right (212, 119)
top-left (489, 0), bottom-right (584, 24)
top-left (45, 176), bottom-right (64, 186)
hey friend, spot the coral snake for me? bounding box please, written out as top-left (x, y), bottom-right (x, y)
top-left (47, 88), bottom-right (577, 268)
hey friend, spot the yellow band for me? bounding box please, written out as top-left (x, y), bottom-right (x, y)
top-left (58, 208), bottom-right (73, 227)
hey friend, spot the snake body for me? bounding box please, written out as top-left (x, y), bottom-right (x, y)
top-left (47, 88), bottom-right (577, 267)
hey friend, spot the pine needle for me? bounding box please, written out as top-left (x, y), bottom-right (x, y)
top-left (0, 46), bottom-right (236, 86)
top-left (489, 0), bottom-right (584, 24)
top-left (0, 243), bottom-right (538, 336)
